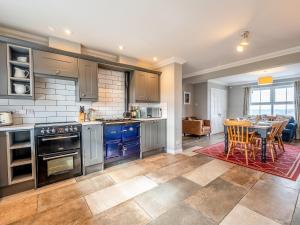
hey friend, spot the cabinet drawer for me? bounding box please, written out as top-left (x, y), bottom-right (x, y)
top-left (33, 50), bottom-right (78, 78)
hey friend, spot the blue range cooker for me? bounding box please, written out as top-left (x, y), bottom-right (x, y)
top-left (103, 120), bottom-right (140, 164)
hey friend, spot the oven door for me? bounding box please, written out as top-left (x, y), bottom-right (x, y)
top-left (37, 149), bottom-right (82, 187)
top-left (37, 132), bottom-right (80, 155)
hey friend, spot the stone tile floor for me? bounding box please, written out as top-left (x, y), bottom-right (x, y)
top-left (0, 134), bottom-right (299, 225)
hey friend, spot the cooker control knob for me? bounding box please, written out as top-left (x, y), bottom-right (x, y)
top-left (69, 126), bottom-right (73, 132)
top-left (51, 128), bottom-right (56, 134)
top-left (65, 127), bottom-right (69, 132)
top-left (41, 129), bottom-right (45, 135)
top-left (46, 128), bottom-right (51, 134)
top-left (73, 126), bottom-right (78, 131)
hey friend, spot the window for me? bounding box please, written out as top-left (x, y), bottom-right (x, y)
top-left (249, 84), bottom-right (295, 116)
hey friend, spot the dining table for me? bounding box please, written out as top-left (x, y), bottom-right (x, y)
top-left (224, 121), bottom-right (273, 163)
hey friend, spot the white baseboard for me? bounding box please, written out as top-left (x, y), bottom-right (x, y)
top-left (166, 147), bottom-right (183, 154)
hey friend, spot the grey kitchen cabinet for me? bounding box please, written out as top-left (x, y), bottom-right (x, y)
top-left (78, 59), bottom-right (98, 101)
top-left (141, 119), bottom-right (166, 154)
top-left (0, 43), bottom-right (7, 96)
top-left (130, 71), bottom-right (160, 103)
top-left (0, 132), bottom-right (8, 187)
top-left (33, 50), bottom-right (78, 78)
top-left (82, 124), bottom-right (103, 174)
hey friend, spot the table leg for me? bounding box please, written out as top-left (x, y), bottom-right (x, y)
top-left (261, 137), bottom-right (267, 163)
top-left (224, 131), bottom-right (228, 154)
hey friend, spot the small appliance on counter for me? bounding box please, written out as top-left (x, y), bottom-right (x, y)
top-left (0, 112), bottom-right (13, 126)
top-left (146, 107), bottom-right (162, 118)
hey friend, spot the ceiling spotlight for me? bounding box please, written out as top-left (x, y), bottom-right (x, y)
top-left (236, 45), bottom-right (244, 52)
top-left (64, 29), bottom-right (72, 35)
top-left (153, 57), bottom-right (158, 61)
top-left (118, 45), bottom-right (124, 50)
top-left (240, 31), bottom-right (250, 46)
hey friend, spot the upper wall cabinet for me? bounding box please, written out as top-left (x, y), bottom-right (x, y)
top-left (33, 50), bottom-right (78, 78)
top-left (78, 59), bottom-right (98, 101)
top-left (129, 71), bottom-right (160, 103)
top-left (0, 43), bottom-right (8, 96)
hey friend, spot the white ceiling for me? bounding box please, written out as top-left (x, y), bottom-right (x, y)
top-left (209, 63), bottom-right (300, 86)
top-left (1, 0), bottom-right (300, 75)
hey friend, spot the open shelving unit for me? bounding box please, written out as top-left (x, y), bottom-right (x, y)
top-left (6, 129), bottom-right (35, 185)
top-left (7, 44), bottom-right (33, 97)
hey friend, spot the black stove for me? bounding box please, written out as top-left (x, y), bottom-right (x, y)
top-left (34, 121), bottom-right (82, 188)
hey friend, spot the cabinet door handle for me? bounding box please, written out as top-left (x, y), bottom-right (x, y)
top-left (82, 93), bottom-right (86, 97)
top-left (55, 70), bottom-right (61, 74)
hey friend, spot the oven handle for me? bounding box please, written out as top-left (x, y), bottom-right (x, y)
top-left (41, 135), bottom-right (79, 142)
top-left (43, 152), bottom-right (78, 161)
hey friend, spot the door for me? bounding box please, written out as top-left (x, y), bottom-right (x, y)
top-left (210, 88), bottom-right (227, 134)
top-left (82, 125), bottom-right (103, 167)
top-left (78, 59), bottom-right (98, 100)
top-left (33, 50), bottom-right (78, 78)
top-left (146, 74), bottom-right (160, 102)
top-left (135, 71), bottom-right (147, 101)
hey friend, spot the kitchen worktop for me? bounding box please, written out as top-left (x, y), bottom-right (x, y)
top-left (0, 124), bottom-right (35, 132)
top-left (80, 121), bottom-right (103, 125)
top-left (132, 118), bottom-right (167, 121)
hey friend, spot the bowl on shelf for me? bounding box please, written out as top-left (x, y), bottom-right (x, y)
top-left (16, 56), bottom-right (28, 63)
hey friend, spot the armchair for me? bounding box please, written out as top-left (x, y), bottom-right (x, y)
top-left (182, 117), bottom-right (211, 137)
top-left (282, 117), bottom-right (297, 142)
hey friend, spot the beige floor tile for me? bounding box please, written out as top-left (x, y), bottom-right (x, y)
top-left (135, 176), bottom-right (200, 218)
top-left (85, 176), bottom-right (157, 215)
top-left (183, 159), bottom-right (233, 186)
top-left (82, 200), bottom-right (151, 225)
top-left (181, 146), bottom-right (202, 156)
top-left (12, 198), bottom-right (92, 225)
top-left (0, 195), bottom-right (37, 225)
top-left (240, 179), bottom-right (298, 225)
top-left (291, 206), bottom-right (300, 225)
top-left (108, 164), bottom-right (150, 183)
top-left (146, 155), bottom-right (212, 183)
top-left (220, 204), bottom-right (281, 225)
top-left (221, 166), bottom-right (263, 190)
top-left (260, 173), bottom-right (300, 191)
top-left (185, 178), bottom-right (246, 223)
top-left (38, 174), bottom-right (114, 212)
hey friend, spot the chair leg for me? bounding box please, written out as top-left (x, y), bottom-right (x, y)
top-left (244, 144), bottom-right (248, 165)
top-left (226, 142), bottom-right (233, 159)
top-left (280, 137), bottom-right (285, 152)
top-left (269, 143), bottom-right (275, 162)
top-left (272, 142), bottom-right (278, 159)
top-left (251, 144), bottom-right (255, 160)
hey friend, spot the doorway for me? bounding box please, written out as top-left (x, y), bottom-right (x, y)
top-left (210, 88), bottom-right (227, 134)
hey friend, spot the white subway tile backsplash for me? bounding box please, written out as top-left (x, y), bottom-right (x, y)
top-left (1, 69), bottom-right (133, 124)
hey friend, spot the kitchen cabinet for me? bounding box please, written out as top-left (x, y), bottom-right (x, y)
top-left (82, 124), bottom-right (103, 174)
top-left (0, 43), bottom-right (8, 96)
top-left (78, 59), bottom-right (98, 101)
top-left (0, 132), bottom-right (8, 187)
top-left (141, 119), bottom-right (166, 154)
top-left (33, 50), bottom-right (78, 78)
top-left (130, 71), bottom-right (160, 103)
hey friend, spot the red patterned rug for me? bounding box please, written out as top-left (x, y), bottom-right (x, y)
top-left (194, 142), bottom-right (300, 181)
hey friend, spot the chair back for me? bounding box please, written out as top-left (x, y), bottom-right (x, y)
top-left (269, 122), bottom-right (283, 140)
top-left (224, 120), bottom-right (252, 144)
top-left (277, 120), bottom-right (288, 136)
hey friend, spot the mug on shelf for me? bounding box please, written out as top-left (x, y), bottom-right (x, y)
top-left (16, 56), bottom-right (28, 63)
top-left (14, 67), bottom-right (29, 79)
top-left (13, 83), bottom-right (30, 95)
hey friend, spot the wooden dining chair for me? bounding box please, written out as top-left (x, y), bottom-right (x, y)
top-left (267, 122), bottom-right (283, 162)
top-left (224, 120), bottom-right (256, 165)
top-left (275, 120), bottom-right (288, 152)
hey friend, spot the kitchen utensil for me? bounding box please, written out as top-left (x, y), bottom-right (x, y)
top-left (13, 83), bottom-right (29, 94)
top-left (0, 112), bottom-right (13, 126)
top-left (16, 56), bottom-right (28, 63)
top-left (14, 67), bottom-right (29, 78)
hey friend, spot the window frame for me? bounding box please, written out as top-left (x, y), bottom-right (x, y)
top-left (249, 84), bottom-right (295, 116)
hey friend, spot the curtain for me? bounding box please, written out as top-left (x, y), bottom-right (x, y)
top-left (243, 87), bottom-right (250, 116)
top-left (294, 81), bottom-right (300, 139)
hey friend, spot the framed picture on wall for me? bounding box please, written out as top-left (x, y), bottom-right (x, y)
top-left (184, 91), bottom-right (191, 104)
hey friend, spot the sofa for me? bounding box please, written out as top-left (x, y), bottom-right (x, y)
top-left (282, 117), bottom-right (297, 142)
top-left (182, 117), bottom-right (211, 137)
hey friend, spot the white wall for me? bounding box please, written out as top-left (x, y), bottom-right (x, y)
top-left (0, 69), bottom-right (125, 124)
top-left (160, 62), bottom-right (183, 154)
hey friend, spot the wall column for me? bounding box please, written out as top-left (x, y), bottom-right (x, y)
top-left (158, 60), bottom-right (184, 154)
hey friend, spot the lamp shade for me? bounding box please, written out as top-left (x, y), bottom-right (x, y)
top-left (258, 76), bottom-right (273, 85)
